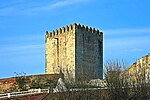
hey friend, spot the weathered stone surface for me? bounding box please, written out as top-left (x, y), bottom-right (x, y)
top-left (45, 23), bottom-right (103, 82)
top-left (121, 53), bottom-right (150, 83)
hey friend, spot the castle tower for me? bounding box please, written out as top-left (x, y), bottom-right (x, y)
top-left (45, 23), bottom-right (103, 82)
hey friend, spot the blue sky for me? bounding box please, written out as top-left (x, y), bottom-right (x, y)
top-left (0, 0), bottom-right (150, 78)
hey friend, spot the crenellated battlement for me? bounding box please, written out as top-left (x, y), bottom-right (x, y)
top-left (46, 23), bottom-right (103, 81)
top-left (46, 23), bottom-right (76, 38)
top-left (45, 23), bottom-right (103, 41)
top-left (76, 23), bottom-right (103, 35)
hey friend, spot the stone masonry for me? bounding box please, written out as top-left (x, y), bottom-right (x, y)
top-left (45, 23), bottom-right (103, 82)
top-left (121, 53), bottom-right (150, 83)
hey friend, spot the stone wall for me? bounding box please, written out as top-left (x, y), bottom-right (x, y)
top-left (45, 24), bottom-right (76, 82)
top-left (75, 25), bottom-right (103, 81)
top-left (45, 23), bottom-right (103, 82)
top-left (121, 53), bottom-right (150, 83)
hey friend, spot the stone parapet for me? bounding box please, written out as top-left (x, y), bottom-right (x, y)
top-left (45, 23), bottom-right (103, 82)
top-left (45, 23), bottom-right (103, 42)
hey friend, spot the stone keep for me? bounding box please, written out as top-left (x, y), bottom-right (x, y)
top-left (45, 23), bottom-right (103, 82)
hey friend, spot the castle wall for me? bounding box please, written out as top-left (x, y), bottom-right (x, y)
top-left (45, 24), bottom-right (76, 82)
top-left (45, 23), bottom-right (103, 82)
top-left (121, 53), bottom-right (150, 83)
top-left (75, 25), bottom-right (103, 81)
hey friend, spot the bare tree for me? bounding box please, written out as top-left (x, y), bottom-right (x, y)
top-left (104, 60), bottom-right (150, 100)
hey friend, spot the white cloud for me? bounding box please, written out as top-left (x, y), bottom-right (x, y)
top-left (0, 44), bottom-right (44, 56)
top-left (104, 27), bottom-right (150, 54)
top-left (7, 44), bottom-right (43, 51)
top-left (0, 34), bottom-right (43, 42)
top-left (123, 48), bottom-right (144, 52)
top-left (0, 7), bottom-right (16, 16)
top-left (0, 44), bottom-right (43, 52)
top-left (0, 0), bottom-right (91, 16)
top-left (105, 35), bottom-right (150, 47)
top-left (25, 0), bottom-right (91, 15)
top-left (104, 28), bottom-right (150, 34)
top-left (104, 27), bottom-right (150, 48)
top-left (103, 27), bottom-right (150, 38)
top-left (0, 34), bottom-right (44, 55)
